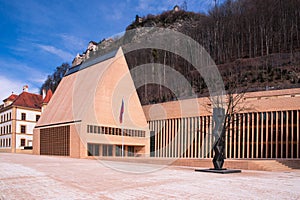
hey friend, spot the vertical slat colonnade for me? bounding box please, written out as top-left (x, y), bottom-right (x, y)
top-left (149, 110), bottom-right (300, 159)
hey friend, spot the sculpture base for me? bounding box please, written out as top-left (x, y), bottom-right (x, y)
top-left (195, 168), bottom-right (242, 174)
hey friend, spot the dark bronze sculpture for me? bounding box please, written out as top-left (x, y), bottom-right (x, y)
top-left (212, 107), bottom-right (226, 169)
top-left (195, 107), bottom-right (241, 173)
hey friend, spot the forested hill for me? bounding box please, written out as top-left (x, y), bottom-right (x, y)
top-left (127, 0), bottom-right (300, 64)
top-left (41, 0), bottom-right (300, 105)
top-left (123, 0), bottom-right (300, 104)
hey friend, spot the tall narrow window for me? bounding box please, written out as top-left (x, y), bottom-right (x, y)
top-left (20, 125), bottom-right (26, 134)
top-left (20, 139), bottom-right (26, 146)
top-left (21, 113), bottom-right (26, 121)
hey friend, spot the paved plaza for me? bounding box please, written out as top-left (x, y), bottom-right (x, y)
top-left (0, 153), bottom-right (299, 199)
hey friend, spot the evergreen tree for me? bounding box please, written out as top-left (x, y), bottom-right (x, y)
top-left (40, 63), bottom-right (70, 94)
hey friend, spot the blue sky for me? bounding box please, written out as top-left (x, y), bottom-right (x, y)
top-left (0, 0), bottom-right (218, 101)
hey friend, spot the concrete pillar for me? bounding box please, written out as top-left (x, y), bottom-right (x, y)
top-left (187, 118), bottom-right (190, 158)
top-left (229, 115), bottom-right (233, 159)
top-left (191, 117), bottom-right (194, 158)
top-left (246, 113), bottom-right (250, 158)
top-left (266, 112), bottom-right (269, 158)
top-left (174, 118), bottom-right (178, 158)
top-left (290, 110), bottom-right (295, 158)
top-left (166, 119), bottom-right (169, 157)
top-left (256, 113), bottom-right (259, 158)
top-left (270, 111), bottom-right (274, 158)
top-left (251, 113), bottom-right (254, 159)
top-left (209, 116), bottom-right (213, 158)
top-left (179, 118), bottom-right (183, 157)
top-left (242, 114), bottom-right (246, 158)
top-left (197, 117), bottom-right (201, 158)
top-left (205, 117), bottom-right (208, 158)
top-left (159, 121), bottom-right (162, 157)
top-left (238, 114), bottom-right (241, 159)
top-left (233, 114), bottom-right (237, 159)
top-left (201, 117), bottom-right (205, 158)
top-left (281, 111), bottom-right (284, 158)
top-left (261, 113), bottom-right (264, 158)
top-left (297, 110), bottom-right (299, 159)
top-left (275, 111), bottom-right (279, 158)
top-left (286, 111), bottom-right (289, 158)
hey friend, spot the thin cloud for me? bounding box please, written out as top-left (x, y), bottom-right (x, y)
top-left (0, 59), bottom-right (48, 85)
top-left (59, 34), bottom-right (87, 53)
top-left (0, 76), bottom-right (40, 101)
top-left (137, 0), bottom-right (167, 12)
top-left (136, 0), bottom-right (182, 14)
top-left (36, 44), bottom-right (74, 62)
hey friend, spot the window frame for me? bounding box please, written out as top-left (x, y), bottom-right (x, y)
top-left (21, 113), bottom-right (26, 121)
top-left (20, 138), bottom-right (26, 147)
top-left (20, 125), bottom-right (26, 134)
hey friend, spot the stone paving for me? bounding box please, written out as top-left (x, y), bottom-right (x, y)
top-left (0, 153), bottom-right (300, 199)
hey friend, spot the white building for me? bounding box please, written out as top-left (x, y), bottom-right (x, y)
top-left (0, 86), bottom-right (51, 153)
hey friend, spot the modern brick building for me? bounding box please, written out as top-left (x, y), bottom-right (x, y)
top-left (33, 48), bottom-right (300, 160)
top-left (33, 48), bottom-right (150, 158)
top-left (143, 88), bottom-right (300, 159)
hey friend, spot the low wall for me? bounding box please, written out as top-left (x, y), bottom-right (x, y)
top-left (94, 157), bottom-right (300, 171)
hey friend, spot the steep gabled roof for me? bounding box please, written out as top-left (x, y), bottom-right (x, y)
top-left (36, 48), bottom-right (148, 131)
top-left (3, 94), bottom-right (18, 102)
top-left (12, 92), bottom-right (43, 109)
top-left (43, 90), bottom-right (53, 104)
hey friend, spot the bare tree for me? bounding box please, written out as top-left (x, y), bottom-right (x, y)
top-left (209, 78), bottom-right (248, 169)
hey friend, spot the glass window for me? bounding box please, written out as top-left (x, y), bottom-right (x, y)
top-left (21, 125), bottom-right (26, 133)
top-left (102, 144), bottom-right (113, 156)
top-left (36, 115), bottom-right (40, 122)
top-left (21, 113), bottom-right (26, 121)
top-left (108, 145), bottom-right (113, 156)
top-left (102, 145), bottom-right (107, 156)
top-left (116, 145), bottom-right (122, 156)
top-left (20, 139), bottom-right (26, 146)
top-left (128, 146), bottom-right (134, 157)
top-left (87, 143), bottom-right (93, 156)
